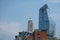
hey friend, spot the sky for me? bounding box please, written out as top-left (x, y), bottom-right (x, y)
top-left (0, 0), bottom-right (60, 40)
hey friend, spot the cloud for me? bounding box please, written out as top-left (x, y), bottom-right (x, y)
top-left (0, 22), bottom-right (23, 35)
top-left (47, 0), bottom-right (60, 3)
top-left (49, 13), bottom-right (60, 21)
top-left (0, 28), bottom-right (14, 40)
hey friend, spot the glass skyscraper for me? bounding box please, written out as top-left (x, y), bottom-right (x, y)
top-left (39, 4), bottom-right (49, 34)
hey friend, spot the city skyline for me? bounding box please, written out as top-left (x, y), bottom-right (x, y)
top-left (0, 0), bottom-right (60, 40)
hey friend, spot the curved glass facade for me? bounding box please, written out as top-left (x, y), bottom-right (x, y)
top-left (39, 4), bottom-right (49, 34)
top-left (39, 4), bottom-right (55, 37)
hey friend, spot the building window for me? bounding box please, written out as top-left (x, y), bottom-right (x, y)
top-left (38, 35), bottom-right (40, 40)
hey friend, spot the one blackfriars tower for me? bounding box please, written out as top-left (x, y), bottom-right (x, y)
top-left (39, 4), bottom-right (49, 34)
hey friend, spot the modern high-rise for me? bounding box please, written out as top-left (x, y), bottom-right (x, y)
top-left (39, 4), bottom-right (49, 34)
top-left (27, 18), bottom-right (33, 33)
top-left (15, 4), bottom-right (56, 40)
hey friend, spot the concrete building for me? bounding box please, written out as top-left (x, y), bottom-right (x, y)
top-left (15, 31), bottom-right (33, 40)
top-left (15, 36), bottom-right (22, 40)
top-left (27, 18), bottom-right (33, 33)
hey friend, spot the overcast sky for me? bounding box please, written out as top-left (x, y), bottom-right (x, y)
top-left (0, 0), bottom-right (60, 39)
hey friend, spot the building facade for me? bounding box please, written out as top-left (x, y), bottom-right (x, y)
top-left (39, 4), bottom-right (49, 34)
top-left (27, 18), bottom-right (33, 33)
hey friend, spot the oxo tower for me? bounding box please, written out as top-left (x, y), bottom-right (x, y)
top-left (39, 4), bottom-right (49, 34)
